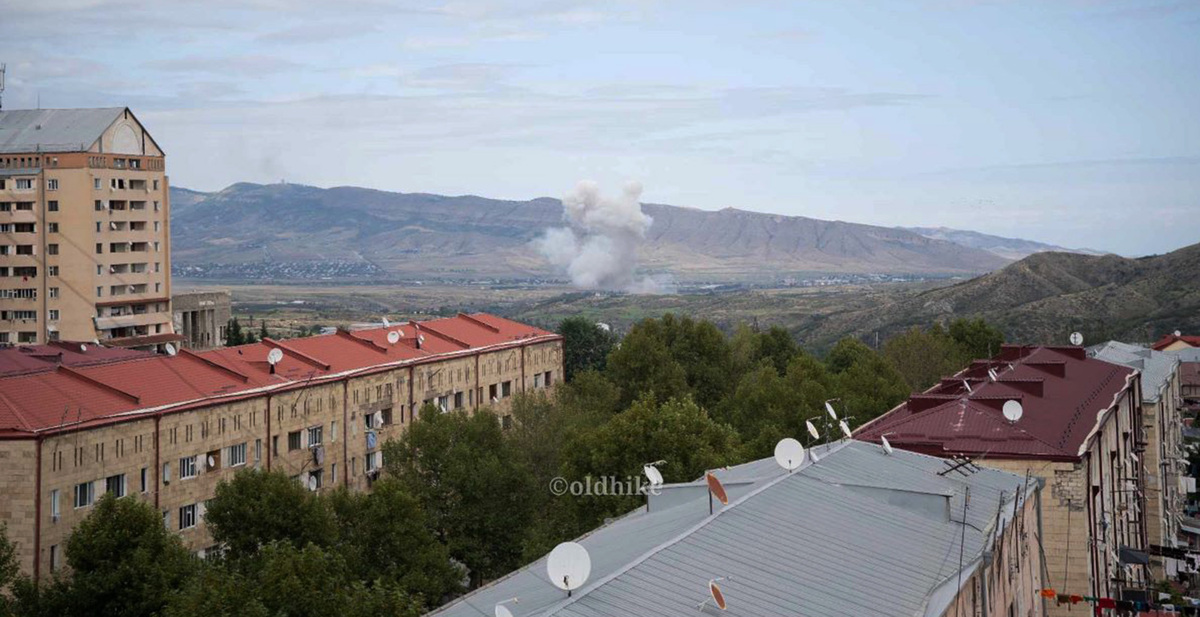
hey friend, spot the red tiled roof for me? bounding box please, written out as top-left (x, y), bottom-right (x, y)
top-left (856, 345), bottom-right (1137, 461)
top-left (1151, 334), bottom-right (1200, 351)
top-left (0, 313), bottom-right (557, 438)
top-left (0, 342), bottom-right (154, 377)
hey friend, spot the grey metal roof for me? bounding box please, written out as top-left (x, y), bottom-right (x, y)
top-left (1088, 340), bottom-right (1180, 403)
top-left (0, 108), bottom-right (125, 154)
top-left (1166, 347), bottom-right (1200, 363)
top-left (428, 441), bottom-right (1035, 617)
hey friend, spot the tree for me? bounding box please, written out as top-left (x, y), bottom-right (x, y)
top-left (382, 408), bottom-right (536, 587)
top-left (225, 318), bottom-right (245, 346)
top-left (948, 318), bottom-right (1005, 360)
top-left (882, 325), bottom-right (966, 391)
top-left (259, 320), bottom-right (270, 341)
top-left (825, 338), bottom-right (910, 424)
top-left (605, 318), bottom-right (689, 408)
top-left (326, 479), bottom-right (462, 603)
top-left (0, 524), bottom-right (18, 617)
top-left (558, 317), bottom-right (616, 381)
top-left (719, 353), bottom-right (835, 457)
top-left (203, 469), bottom-right (337, 562)
top-left (26, 494), bottom-right (195, 617)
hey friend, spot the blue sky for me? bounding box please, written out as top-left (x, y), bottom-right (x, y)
top-left (2, 0), bottom-right (1197, 255)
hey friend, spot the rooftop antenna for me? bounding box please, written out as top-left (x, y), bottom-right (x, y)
top-left (547, 542), bottom-right (591, 597)
top-left (0, 63), bottom-right (6, 110)
top-left (773, 438), bottom-right (804, 472)
top-left (494, 598), bottom-right (519, 617)
top-left (643, 460), bottom-right (665, 488)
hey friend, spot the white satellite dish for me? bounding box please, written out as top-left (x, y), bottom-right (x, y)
top-left (962, 380), bottom-right (972, 394)
top-left (987, 368), bottom-right (998, 382)
top-left (805, 420), bottom-right (819, 440)
top-left (382, 317), bottom-right (390, 328)
top-left (396, 328), bottom-right (405, 337)
top-left (164, 343), bottom-right (177, 356)
top-left (1174, 330), bottom-right (1182, 337)
top-left (881, 435), bottom-right (894, 455)
top-left (643, 464), bottom-right (664, 487)
top-left (547, 542), bottom-right (591, 592)
top-left (824, 401), bottom-right (838, 420)
top-left (373, 411), bottom-right (383, 428)
top-left (387, 331), bottom-right (400, 345)
top-left (206, 455), bottom-right (216, 468)
top-left (80, 344), bottom-right (88, 352)
top-left (266, 348), bottom-right (284, 365)
top-left (774, 438), bottom-right (805, 471)
top-left (307, 475), bottom-right (317, 491)
top-left (418, 334), bottom-right (426, 344)
top-left (1002, 400), bottom-right (1024, 423)
top-left (1069, 331), bottom-right (1084, 346)
top-left (809, 449), bottom-right (821, 464)
top-left (838, 420), bottom-right (852, 439)
top-left (495, 605), bottom-right (514, 617)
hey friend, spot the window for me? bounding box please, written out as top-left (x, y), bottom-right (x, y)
top-left (455, 391), bottom-right (464, 408)
top-left (163, 510), bottom-right (170, 530)
top-left (96, 243), bottom-right (103, 254)
top-left (489, 384), bottom-right (498, 402)
top-left (502, 381), bottom-right (512, 397)
top-left (15, 179), bottom-right (32, 190)
top-left (48, 200), bottom-right (58, 212)
top-left (255, 439), bottom-right (262, 462)
top-left (106, 474), bottom-right (126, 498)
top-left (331, 463), bottom-right (337, 484)
top-left (534, 373), bottom-right (543, 388)
top-left (48, 309), bottom-right (59, 321)
top-left (307, 425), bottom-right (322, 447)
top-left (48, 222), bottom-right (58, 233)
top-left (273, 435), bottom-right (280, 456)
top-left (95, 199), bottom-right (103, 211)
top-left (179, 455), bottom-right (197, 479)
top-left (73, 481), bottom-right (95, 508)
top-left (366, 451), bottom-right (382, 472)
top-left (94, 178), bottom-right (101, 190)
top-left (50, 489), bottom-right (60, 521)
top-left (226, 443), bottom-right (247, 467)
top-left (330, 421), bottom-right (337, 442)
top-left (48, 287), bottom-right (59, 298)
top-left (162, 461), bottom-right (171, 483)
top-left (48, 266), bottom-right (58, 276)
top-left (47, 244), bottom-right (58, 255)
top-left (49, 545), bottom-right (60, 572)
top-left (96, 286), bottom-right (103, 298)
top-left (153, 179), bottom-right (159, 190)
top-left (179, 504), bottom-right (197, 530)
top-left (47, 179), bottom-right (59, 191)
top-left (140, 467), bottom-right (148, 493)
top-left (287, 431), bottom-right (302, 451)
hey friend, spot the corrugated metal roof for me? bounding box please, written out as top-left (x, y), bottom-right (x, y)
top-left (0, 108), bottom-right (125, 153)
top-left (856, 345), bottom-right (1136, 460)
top-left (1088, 341), bottom-right (1180, 403)
top-left (429, 441), bottom-right (1034, 617)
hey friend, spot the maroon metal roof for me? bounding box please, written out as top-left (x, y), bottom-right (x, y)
top-left (0, 342), bottom-right (154, 377)
top-left (856, 345), bottom-right (1137, 461)
top-left (1152, 334), bottom-right (1200, 350)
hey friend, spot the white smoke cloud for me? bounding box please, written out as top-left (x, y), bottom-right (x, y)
top-left (536, 180), bottom-right (671, 293)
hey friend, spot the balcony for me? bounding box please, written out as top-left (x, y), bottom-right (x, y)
top-left (94, 312), bottom-right (170, 330)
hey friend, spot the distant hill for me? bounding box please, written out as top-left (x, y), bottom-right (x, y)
top-left (800, 243), bottom-right (1200, 346)
top-left (901, 226), bottom-right (1107, 260)
top-left (169, 183), bottom-right (1009, 281)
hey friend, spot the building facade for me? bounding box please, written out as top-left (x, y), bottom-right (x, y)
top-left (0, 108), bottom-right (176, 350)
top-left (857, 345), bottom-right (1146, 615)
top-left (171, 290), bottom-right (232, 350)
top-left (0, 312), bottom-right (562, 579)
top-left (1089, 341), bottom-right (1186, 576)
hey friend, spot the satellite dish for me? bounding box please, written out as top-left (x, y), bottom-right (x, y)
top-left (1002, 400), bottom-right (1024, 423)
top-left (382, 317), bottom-right (390, 328)
top-left (838, 420), bottom-right (852, 439)
top-left (80, 344), bottom-right (88, 352)
top-left (987, 368), bottom-right (997, 382)
top-left (809, 449), bottom-right (821, 463)
top-left (307, 475), bottom-right (317, 491)
top-left (1069, 331), bottom-right (1084, 346)
top-left (396, 328), bottom-right (404, 337)
top-left (824, 401), bottom-right (838, 420)
top-left (387, 331), bottom-right (400, 345)
top-left (164, 343), bottom-right (176, 356)
top-left (1174, 330), bottom-right (1182, 337)
top-left (206, 455), bottom-right (216, 468)
top-left (643, 464), bottom-right (664, 487)
top-left (706, 472), bottom-right (729, 505)
top-left (805, 420), bottom-right (819, 440)
top-left (881, 435), bottom-right (894, 455)
top-left (266, 348), bottom-right (284, 366)
top-left (962, 379), bottom-right (972, 394)
top-left (709, 579), bottom-right (728, 611)
top-left (773, 438), bottom-right (805, 471)
top-left (495, 605), bottom-right (514, 617)
top-left (418, 334), bottom-right (426, 344)
top-left (546, 542), bottom-right (591, 592)
top-left (373, 411), bottom-right (383, 428)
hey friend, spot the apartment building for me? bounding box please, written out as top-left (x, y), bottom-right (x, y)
top-left (857, 345), bottom-right (1146, 614)
top-left (0, 108), bottom-right (175, 349)
top-left (0, 312), bottom-right (562, 579)
top-left (1089, 341), bottom-right (1186, 576)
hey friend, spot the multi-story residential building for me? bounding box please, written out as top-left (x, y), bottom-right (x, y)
top-left (0, 108), bottom-right (176, 350)
top-left (0, 312), bottom-right (562, 580)
top-left (1164, 347), bottom-right (1200, 402)
top-left (430, 441), bottom-right (1044, 617)
top-left (857, 345), bottom-right (1146, 614)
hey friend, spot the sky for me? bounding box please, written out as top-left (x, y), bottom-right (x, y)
top-left (1, 0), bottom-right (1197, 256)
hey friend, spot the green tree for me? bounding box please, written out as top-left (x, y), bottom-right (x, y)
top-left (605, 318), bottom-right (689, 408)
top-left (382, 408), bottom-right (536, 587)
top-left (948, 318), bottom-right (1005, 360)
top-left (730, 324), bottom-right (799, 377)
top-left (203, 469), bottom-right (337, 562)
top-left (0, 524), bottom-right (18, 617)
top-left (719, 353), bottom-right (835, 456)
top-left (326, 479), bottom-right (462, 603)
top-left (26, 494), bottom-right (195, 617)
top-left (225, 318), bottom-right (245, 346)
top-left (259, 320), bottom-right (270, 341)
top-left (882, 325), bottom-right (966, 391)
top-left (825, 338), bottom-right (910, 424)
top-left (558, 317), bottom-right (616, 381)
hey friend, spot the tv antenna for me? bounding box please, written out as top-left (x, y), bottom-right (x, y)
top-left (547, 542), bottom-right (591, 597)
top-left (938, 454), bottom-right (982, 477)
top-left (774, 438), bottom-right (804, 471)
top-left (642, 460), bottom-right (665, 488)
top-left (494, 598), bottom-right (519, 617)
top-left (0, 63), bottom-right (6, 110)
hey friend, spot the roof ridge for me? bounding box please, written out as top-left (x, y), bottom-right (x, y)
top-left (56, 365), bottom-right (140, 404)
top-left (0, 388), bottom-right (34, 433)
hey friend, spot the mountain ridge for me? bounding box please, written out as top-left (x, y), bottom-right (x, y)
top-left (900, 226), bottom-right (1107, 260)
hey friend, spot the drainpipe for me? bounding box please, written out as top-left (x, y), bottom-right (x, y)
top-left (342, 381), bottom-right (349, 486)
top-left (265, 394), bottom-right (272, 471)
top-left (33, 436), bottom-right (42, 582)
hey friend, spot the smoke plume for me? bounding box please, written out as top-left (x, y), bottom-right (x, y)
top-left (536, 181), bottom-right (669, 293)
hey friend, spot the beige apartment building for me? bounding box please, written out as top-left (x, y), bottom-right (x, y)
top-left (0, 107), bottom-right (176, 350)
top-left (0, 312), bottom-right (562, 580)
